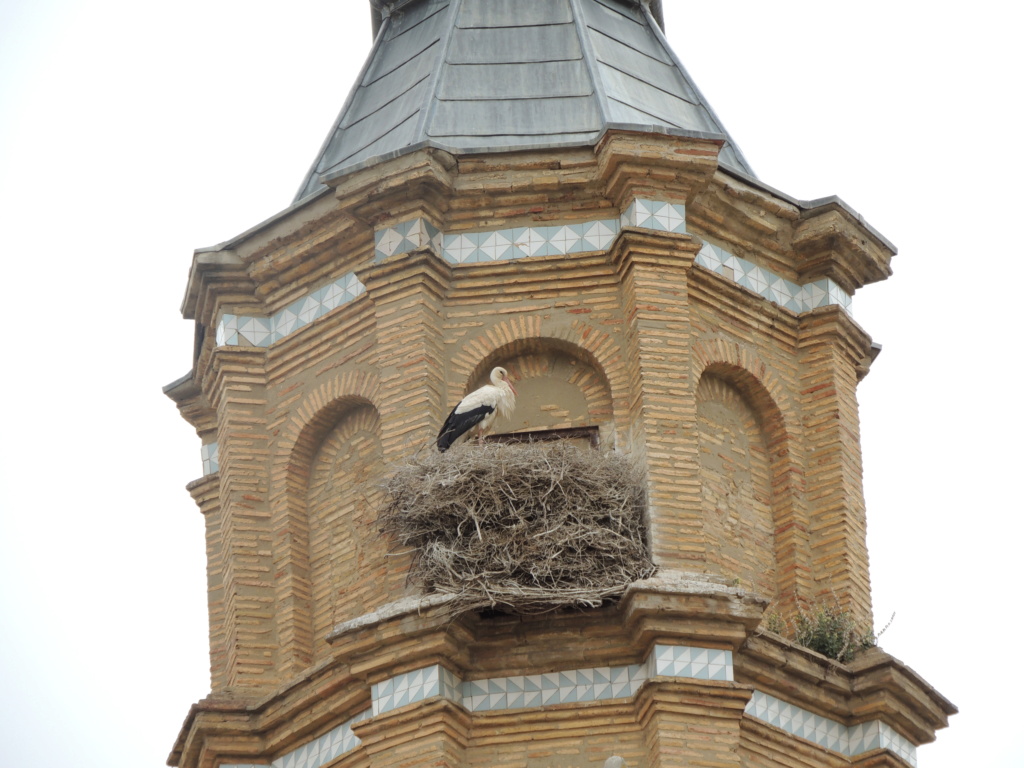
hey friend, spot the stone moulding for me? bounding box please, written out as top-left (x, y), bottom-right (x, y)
top-left (198, 575), bottom-right (944, 768)
top-left (211, 198), bottom-right (853, 356)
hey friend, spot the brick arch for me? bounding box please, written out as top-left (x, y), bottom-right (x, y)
top-left (270, 370), bottom-right (382, 674)
top-left (306, 403), bottom-right (386, 659)
top-left (690, 342), bottom-right (811, 614)
top-left (447, 317), bottom-right (630, 447)
top-left (696, 374), bottom-right (777, 599)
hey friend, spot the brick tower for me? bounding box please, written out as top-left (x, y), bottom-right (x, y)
top-left (165, 2), bottom-right (954, 767)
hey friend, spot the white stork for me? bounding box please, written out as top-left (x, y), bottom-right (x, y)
top-left (436, 366), bottom-right (518, 452)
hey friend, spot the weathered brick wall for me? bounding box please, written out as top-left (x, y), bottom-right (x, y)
top-left (696, 374), bottom-right (776, 598)
top-left (307, 404), bottom-right (384, 655)
top-left (164, 133), bottom-right (922, 767)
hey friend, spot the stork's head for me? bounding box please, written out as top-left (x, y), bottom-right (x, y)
top-left (490, 366), bottom-right (517, 396)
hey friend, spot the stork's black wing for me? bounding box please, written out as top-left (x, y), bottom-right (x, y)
top-left (436, 404), bottom-right (494, 452)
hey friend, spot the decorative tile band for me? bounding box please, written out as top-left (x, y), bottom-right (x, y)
top-left (372, 204), bottom-right (848, 315)
top-left (440, 220), bottom-right (619, 264)
top-left (650, 643), bottom-right (733, 681)
top-left (370, 644), bottom-right (730, 717)
top-left (746, 691), bottom-right (916, 766)
top-left (215, 272), bottom-right (365, 348)
top-left (221, 648), bottom-right (913, 768)
top-left (200, 442), bottom-right (219, 475)
top-left (460, 663), bottom-right (647, 712)
top-left (371, 664), bottom-right (461, 716)
top-left (372, 197), bottom-right (677, 266)
top-left (621, 198), bottom-right (687, 233)
top-left (374, 217), bottom-right (442, 260)
top-left (225, 709), bottom-right (370, 768)
top-left (214, 201), bottom-right (852, 352)
top-left (696, 242), bottom-right (851, 313)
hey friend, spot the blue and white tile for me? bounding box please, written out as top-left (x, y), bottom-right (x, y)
top-left (521, 226), bottom-right (551, 257)
top-left (801, 280), bottom-right (828, 310)
top-left (828, 279), bottom-right (852, 309)
top-left (216, 314), bottom-right (239, 346)
top-left (696, 242), bottom-right (852, 314)
top-left (374, 217), bottom-right (442, 261)
top-left (237, 317), bottom-right (272, 346)
top-left (651, 644), bottom-right (734, 682)
top-left (849, 721), bottom-right (882, 754)
top-left (747, 692), bottom-right (915, 765)
top-left (200, 442), bottom-right (219, 475)
top-left (373, 665), bottom-right (448, 715)
top-left (296, 294), bottom-right (325, 325)
top-left (267, 708), bottom-right (370, 768)
top-left (768, 276), bottom-right (802, 312)
top-left (272, 739), bottom-right (317, 768)
top-left (622, 199), bottom-right (686, 234)
top-left (479, 230), bottom-right (515, 261)
top-left (443, 233), bottom-right (479, 264)
top-left (650, 200), bottom-right (687, 233)
top-left (581, 219), bottom-right (617, 250)
top-left (216, 273), bottom-right (366, 348)
top-left (375, 224), bottom-right (408, 259)
top-left (274, 309), bottom-right (300, 340)
top-left (549, 225), bottom-right (583, 254)
top-left (696, 242), bottom-right (726, 271)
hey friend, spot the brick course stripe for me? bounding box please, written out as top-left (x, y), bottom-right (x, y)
top-left (234, 645), bottom-right (915, 768)
top-left (213, 202), bottom-right (852, 352)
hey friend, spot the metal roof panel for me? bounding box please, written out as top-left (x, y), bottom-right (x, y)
top-left (429, 95), bottom-right (602, 139)
top-left (295, 0), bottom-right (755, 200)
top-left (582, 0), bottom-right (672, 64)
top-left (457, 0), bottom-right (573, 28)
top-left (448, 24), bottom-right (581, 65)
top-left (439, 60), bottom-right (593, 100)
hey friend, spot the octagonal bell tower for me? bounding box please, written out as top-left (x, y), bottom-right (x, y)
top-left (165, 2), bottom-right (954, 767)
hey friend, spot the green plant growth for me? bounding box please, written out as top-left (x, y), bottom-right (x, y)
top-left (763, 602), bottom-right (892, 664)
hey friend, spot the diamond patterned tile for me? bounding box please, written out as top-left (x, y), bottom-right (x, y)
top-left (216, 272), bottom-right (366, 349)
top-left (375, 226), bottom-right (405, 258)
top-left (321, 282), bottom-right (345, 310)
top-left (581, 219), bottom-right (617, 250)
top-left (745, 692), bottom-right (915, 764)
top-left (200, 442), bottom-right (219, 475)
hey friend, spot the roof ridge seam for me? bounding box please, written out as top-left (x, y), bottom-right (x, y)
top-left (292, 11), bottom-right (394, 202)
top-left (415, 0), bottom-right (461, 144)
top-left (640, 3), bottom-right (756, 176)
top-left (568, 0), bottom-right (615, 137)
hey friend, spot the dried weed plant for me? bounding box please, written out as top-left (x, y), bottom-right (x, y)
top-left (762, 599), bottom-right (894, 664)
top-left (378, 442), bottom-right (656, 617)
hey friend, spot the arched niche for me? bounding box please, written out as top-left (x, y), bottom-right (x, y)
top-left (696, 371), bottom-right (778, 599)
top-left (465, 338), bottom-right (614, 447)
top-left (304, 402), bottom-right (387, 657)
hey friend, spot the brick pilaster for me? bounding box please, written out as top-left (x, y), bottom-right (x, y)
top-left (611, 228), bottom-right (703, 570)
top-left (359, 248), bottom-right (452, 461)
top-left (208, 347), bottom-right (277, 690)
top-left (637, 680), bottom-right (751, 768)
top-left (797, 308), bottom-right (874, 626)
top-left (353, 699), bottom-right (471, 768)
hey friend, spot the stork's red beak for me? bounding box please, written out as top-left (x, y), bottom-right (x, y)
top-left (505, 374), bottom-right (518, 396)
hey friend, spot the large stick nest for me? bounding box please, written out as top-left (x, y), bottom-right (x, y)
top-left (379, 442), bottom-right (656, 616)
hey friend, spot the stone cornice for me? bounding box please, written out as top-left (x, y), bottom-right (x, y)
top-left (740, 632), bottom-right (956, 746)
top-left (596, 131), bottom-right (721, 208)
top-left (794, 202), bottom-right (895, 293)
top-left (170, 575), bottom-right (949, 768)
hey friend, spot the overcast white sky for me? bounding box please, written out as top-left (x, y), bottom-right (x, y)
top-left (1, 2), bottom-right (1020, 767)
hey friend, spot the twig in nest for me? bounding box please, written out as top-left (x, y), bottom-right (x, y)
top-left (378, 442), bottom-right (656, 617)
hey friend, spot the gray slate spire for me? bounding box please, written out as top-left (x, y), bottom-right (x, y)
top-left (296, 0), bottom-right (753, 201)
